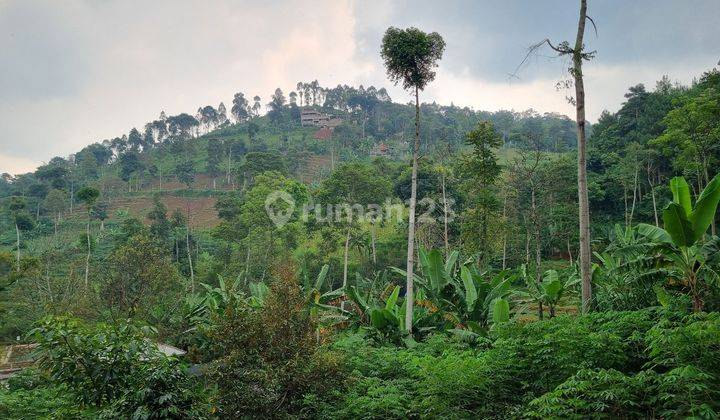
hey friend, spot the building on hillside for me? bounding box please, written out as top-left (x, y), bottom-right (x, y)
top-left (300, 108), bottom-right (329, 126)
top-left (300, 108), bottom-right (342, 127)
top-left (370, 142), bottom-right (391, 157)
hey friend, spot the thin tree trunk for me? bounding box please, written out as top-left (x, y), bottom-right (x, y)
top-left (186, 226), bottom-right (194, 292)
top-left (330, 141), bottom-right (335, 171)
top-left (343, 227), bottom-right (351, 288)
top-left (525, 219), bottom-right (531, 266)
top-left (370, 223), bottom-right (377, 265)
top-left (226, 152), bottom-right (232, 185)
top-left (648, 167), bottom-right (659, 227)
top-left (629, 164), bottom-right (639, 225)
top-left (15, 223), bottom-right (20, 272)
top-left (405, 86), bottom-right (421, 334)
top-left (441, 169), bottom-right (449, 258)
top-left (502, 191), bottom-right (508, 270)
top-left (574, 0), bottom-right (592, 313)
top-left (244, 247), bottom-right (251, 286)
top-left (532, 184), bottom-right (543, 320)
top-left (84, 218), bottom-right (90, 289)
top-left (623, 185), bottom-right (628, 227)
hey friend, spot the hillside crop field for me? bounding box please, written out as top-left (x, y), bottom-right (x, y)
top-left (1, 1), bottom-right (720, 418)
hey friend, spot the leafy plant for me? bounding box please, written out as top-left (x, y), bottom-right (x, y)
top-left (635, 174), bottom-right (720, 311)
top-left (30, 316), bottom-right (204, 418)
top-left (517, 266), bottom-right (574, 317)
top-left (394, 248), bottom-right (514, 334)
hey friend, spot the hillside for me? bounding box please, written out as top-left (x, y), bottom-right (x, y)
top-left (2, 1), bottom-right (720, 416)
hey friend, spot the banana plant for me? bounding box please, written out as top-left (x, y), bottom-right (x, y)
top-left (636, 174), bottom-right (720, 311)
top-left (338, 279), bottom-right (438, 344)
top-left (592, 224), bottom-right (674, 310)
top-left (393, 248), bottom-right (514, 334)
top-left (535, 270), bottom-right (569, 318)
top-left (248, 281), bottom-right (270, 307)
top-left (305, 264), bottom-right (345, 321)
top-left (516, 265), bottom-right (564, 319)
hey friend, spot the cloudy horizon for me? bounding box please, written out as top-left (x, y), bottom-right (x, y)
top-left (1, 0), bottom-right (718, 175)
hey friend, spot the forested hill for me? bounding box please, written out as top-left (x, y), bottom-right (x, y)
top-left (0, 80), bottom-right (582, 196)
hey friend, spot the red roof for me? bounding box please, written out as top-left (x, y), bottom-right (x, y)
top-left (313, 127), bottom-right (333, 140)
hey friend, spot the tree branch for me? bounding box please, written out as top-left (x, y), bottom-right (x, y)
top-left (509, 39), bottom-right (572, 81)
top-left (586, 15), bottom-right (598, 38)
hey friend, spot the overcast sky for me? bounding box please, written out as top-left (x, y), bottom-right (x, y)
top-left (1, 0), bottom-right (718, 174)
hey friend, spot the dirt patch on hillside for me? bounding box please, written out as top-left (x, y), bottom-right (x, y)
top-left (108, 195), bottom-right (220, 229)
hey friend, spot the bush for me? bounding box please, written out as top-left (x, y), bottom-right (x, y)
top-left (0, 383), bottom-right (92, 419)
top-left (320, 310), bottom-right (720, 418)
top-left (646, 312), bottom-right (720, 377)
top-left (211, 264), bottom-right (344, 418)
top-left (30, 316), bottom-right (205, 418)
top-left (526, 366), bottom-right (719, 419)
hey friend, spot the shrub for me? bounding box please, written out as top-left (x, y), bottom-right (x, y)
top-left (646, 312), bottom-right (720, 377)
top-left (526, 366), bottom-right (719, 419)
top-left (211, 263), bottom-right (344, 418)
top-left (30, 316), bottom-right (205, 418)
top-left (321, 310), bottom-right (689, 418)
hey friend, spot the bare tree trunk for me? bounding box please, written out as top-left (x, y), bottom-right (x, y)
top-left (441, 169), bottom-right (449, 258)
top-left (15, 223), bottom-right (20, 272)
top-left (186, 199), bottom-right (194, 291)
top-left (186, 226), bottom-right (194, 292)
top-left (623, 185), bottom-right (628, 227)
top-left (343, 227), bottom-right (351, 288)
top-left (502, 191), bottom-right (508, 270)
top-left (226, 152), bottom-right (232, 185)
top-left (629, 164), bottom-right (639, 225)
top-left (574, 0), bottom-right (592, 314)
top-left (532, 184), bottom-right (544, 320)
top-left (370, 223), bottom-right (377, 265)
top-left (648, 167), bottom-right (659, 226)
top-left (244, 247), bottom-right (251, 285)
top-left (405, 86), bottom-right (421, 334)
top-left (85, 218), bottom-right (90, 289)
top-left (330, 141), bottom-right (335, 171)
top-left (524, 216), bottom-right (531, 266)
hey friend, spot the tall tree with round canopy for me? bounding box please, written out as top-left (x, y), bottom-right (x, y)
top-left (381, 26), bottom-right (445, 333)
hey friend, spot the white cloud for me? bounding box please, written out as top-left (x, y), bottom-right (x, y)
top-left (0, 0), bottom-right (717, 175)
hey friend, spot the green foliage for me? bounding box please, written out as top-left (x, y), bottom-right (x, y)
top-left (75, 186), bottom-right (99, 208)
top-left (0, 380), bottom-right (92, 419)
top-left (99, 233), bottom-right (183, 317)
top-left (30, 316), bottom-right (204, 417)
top-left (393, 248), bottom-right (513, 334)
top-left (210, 265), bottom-right (344, 418)
top-left (319, 309), bottom-right (719, 419)
top-left (381, 27), bottom-right (446, 91)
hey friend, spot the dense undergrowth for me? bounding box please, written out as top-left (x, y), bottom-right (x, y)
top-left (2, 307), bottom-right (718, 419)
